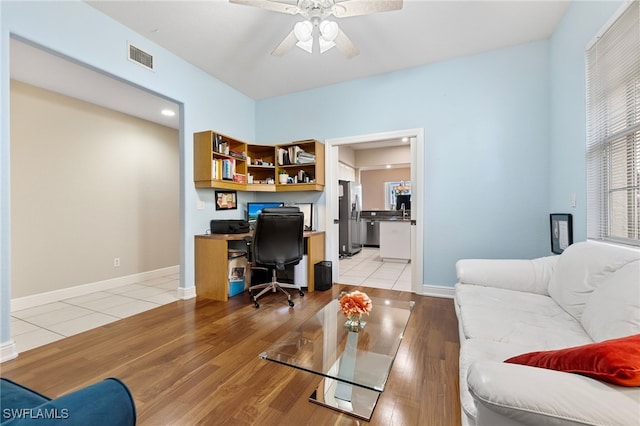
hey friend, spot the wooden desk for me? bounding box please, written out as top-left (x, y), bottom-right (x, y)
top-left (194, 231), bottom-right (325, 301)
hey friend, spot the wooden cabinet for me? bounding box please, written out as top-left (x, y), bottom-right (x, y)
top-left (275, 140), bottom-right (325, 192)
top-left (246, 143), bottom-right (277, 192)
top-left (194, 131), bottom-right (248, 190)
top-left (194, 131), bottom-right (324, 192)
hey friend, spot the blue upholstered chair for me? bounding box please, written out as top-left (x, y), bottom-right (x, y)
top-left (0, 377), bottom-right (136, 425)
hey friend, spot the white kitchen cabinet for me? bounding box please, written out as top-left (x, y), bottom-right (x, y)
top-left (379, 220), bottom-right (411, 262)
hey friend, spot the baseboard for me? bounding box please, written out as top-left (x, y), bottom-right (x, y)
top-left (11, 265), bottom-right (180, 312)
top-left (177, 286), bottom-right (196, 300)
top-left (421, 284), bottom-right (454, 299)
top-left (1, 340), bottom-right (18, 363)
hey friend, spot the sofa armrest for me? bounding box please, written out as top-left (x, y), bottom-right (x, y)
top-left (467, 361), bottom-right (640, 426)
top-left (3, 378), bottom-right (136, 426)
top-left (455, 256), bottom-right (557, 295)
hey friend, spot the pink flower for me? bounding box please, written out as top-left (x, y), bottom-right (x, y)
top-left (339, 290), bottom-right (372, 317)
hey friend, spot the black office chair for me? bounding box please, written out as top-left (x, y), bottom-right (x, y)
top-left (248, 207), bottom-right (305, 308)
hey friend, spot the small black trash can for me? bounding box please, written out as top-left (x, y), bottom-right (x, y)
top-left (314, 261), bottom-right (332, 291)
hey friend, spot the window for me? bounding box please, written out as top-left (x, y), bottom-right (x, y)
top-left (586, 0), bottom-right (640, 246)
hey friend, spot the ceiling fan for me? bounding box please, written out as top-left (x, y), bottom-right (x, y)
top-left (229, 0), bottom-right (403, 58)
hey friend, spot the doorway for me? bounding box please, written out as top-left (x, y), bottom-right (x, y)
top-left (325, 129), bottom-right (425, 294)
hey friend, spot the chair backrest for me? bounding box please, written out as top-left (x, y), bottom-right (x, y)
top-left (252, 207), bottom-right (304, 270)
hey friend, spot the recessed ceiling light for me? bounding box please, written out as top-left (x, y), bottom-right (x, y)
top-left (161, 109), bottom-right (175, 117)
top-left (401, 137), bottom-right (409, 142)
top-left (386, 165), bottom-right (391, 169)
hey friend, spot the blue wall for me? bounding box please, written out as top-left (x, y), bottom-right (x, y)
top-left (548, 0), bottom-right (624, 241)
top-left (257, 41), bottom-right (552, 286)
top-left (0, 1), bottom-right (255, 353)
top-left (0, 0), bottom-right (626, 354)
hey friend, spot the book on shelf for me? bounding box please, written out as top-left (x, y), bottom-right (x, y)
top-left (297, 152), bottom-right (315, 163)
top-left (278, 146), bottom-right (315, 165)
top-left (222, 158), bottom-right (236, 180)
top-left (229, 149), bottom-right (246, 160)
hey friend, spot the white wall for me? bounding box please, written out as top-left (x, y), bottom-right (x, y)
top-left (10, 80), bottom-right (179, 298)
top-left (355, 145), bottom-right (410, 169)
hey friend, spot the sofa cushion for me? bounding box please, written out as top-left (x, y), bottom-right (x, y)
top-left (0, 378), bottom-right (50, 412)
top-left (1, 378), bottom-right (135, 426)
top-left (455, 283), bottom-right (591, 348)
top-left (459, 339), bottom-right (536, 420)
top-left (456, 256), bottom-right (557, 295)
top-left (505, 334), bottom-right (640, 387)
top-left (580, 260), bottom-right (640, 342)
top-left (548, 242), bottom-right (640, 322)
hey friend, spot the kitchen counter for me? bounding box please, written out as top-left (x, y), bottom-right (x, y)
top-left (361, 210), bottom-right (410, 220)
top-left (379, 220), bottom-right (411, 262)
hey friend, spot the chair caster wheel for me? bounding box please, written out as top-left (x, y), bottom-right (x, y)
top-left (299, 291), bottom-right (305, 297)
top-left (288, 300), bottom-right (294, 307)
top-left (254, 301), bottom-right (260, 308)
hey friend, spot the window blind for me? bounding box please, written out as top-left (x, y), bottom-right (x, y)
top-left (586, 0), bottom-right (640, 245)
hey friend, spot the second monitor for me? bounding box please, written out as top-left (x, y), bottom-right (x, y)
top-left (246, 202), bottom-right (313, 231)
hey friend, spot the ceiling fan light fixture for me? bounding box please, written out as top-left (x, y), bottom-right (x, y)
top-left (294, 20), bottom-right (314, 53)
top-left (296, 38), bottom-right (314, 53)
top-left (319, 20), bottom-right (339, 41)
top-left (294, 20), bottom-right (313, 42)
top-left (319, 38), bottom-right (336, 53)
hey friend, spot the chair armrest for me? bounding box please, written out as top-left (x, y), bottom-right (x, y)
top-left (3, 378), bottom-right (136, 426)
top-left (467, 361), bottom-right (640, 426)
top-left (455, 256), bottom-right (558, 295)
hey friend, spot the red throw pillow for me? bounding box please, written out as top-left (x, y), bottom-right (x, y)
top-left (505, 334), bottom-right (640, 386)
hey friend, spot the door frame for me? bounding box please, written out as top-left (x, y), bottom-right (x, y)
top-left (325, 128), bottom-right (425, 294)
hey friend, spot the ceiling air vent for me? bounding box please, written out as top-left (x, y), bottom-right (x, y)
top-left (128, 43), bottom-right (154, 71)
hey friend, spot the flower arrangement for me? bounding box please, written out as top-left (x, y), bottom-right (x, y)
top-left (339, 290), bottom-right (372, 318)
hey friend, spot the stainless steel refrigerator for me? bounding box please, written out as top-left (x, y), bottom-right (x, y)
top-left (338, 180), bottom-right (363, 257)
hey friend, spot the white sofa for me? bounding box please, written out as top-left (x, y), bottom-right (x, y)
top-left (454, 241), bottom-right (640, 426)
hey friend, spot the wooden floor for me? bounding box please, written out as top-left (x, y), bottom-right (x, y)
top-left (1, 285), bottom-right (461, 425)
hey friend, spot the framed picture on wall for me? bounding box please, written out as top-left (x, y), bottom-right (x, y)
top-left (550, 213), bottom-right (573, 254)
top-left (215, 191), bottom-right (237, 210)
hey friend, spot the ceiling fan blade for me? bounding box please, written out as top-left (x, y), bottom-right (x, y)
top-left (334, 28), bottom-right (359, 59)
top-left (332, 0), bottom-right (403, 18)
top-left (271, 29), bottom-right (298, 56)
top-left (229, 0), bottom-right (299, 15)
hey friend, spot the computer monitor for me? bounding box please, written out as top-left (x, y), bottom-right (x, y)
top-left (246, 202), bottom-right (284, 222)
top-left (295, 203), bottom-right (313, 231)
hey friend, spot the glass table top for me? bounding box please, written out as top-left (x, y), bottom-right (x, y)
top-left (259, 296), bottom-right (414, 393)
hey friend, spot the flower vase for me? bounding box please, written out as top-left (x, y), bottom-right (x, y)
top-left (344, 314), bottom-right (366, 332)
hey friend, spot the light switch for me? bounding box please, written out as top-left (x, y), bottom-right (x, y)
top-left (197, 200), bottom-right (205, 210)
top-left (571, 193), bottom-right (577, 208)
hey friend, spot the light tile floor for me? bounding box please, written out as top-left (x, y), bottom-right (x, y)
top-left (339, 247), bottom-right (412, 292)
top-left (10, 273), bottom-right (179, 353)
top-left (11, 250), bottom-right (409, 354)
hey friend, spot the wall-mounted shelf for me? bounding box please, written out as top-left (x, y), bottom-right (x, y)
top-left (194, 131), bottom-right (324, 192)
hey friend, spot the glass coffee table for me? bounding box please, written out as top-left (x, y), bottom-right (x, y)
top-left (259, 296), bottom-right (414, 420)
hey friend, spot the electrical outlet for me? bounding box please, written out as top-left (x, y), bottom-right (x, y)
top-left (114, 257), bottom-right (120, 267)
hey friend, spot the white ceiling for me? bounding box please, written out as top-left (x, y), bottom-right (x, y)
top-left (10, 1), bottom-right (571, 134)
top-left (86, 0), bottom-right (571, 100)
top-left (10, 38), bottom-right (181, 129)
